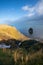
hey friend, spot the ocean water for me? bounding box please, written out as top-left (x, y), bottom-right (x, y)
top-left (0, 44), bottom-right (10, 48)
top-left (12, 20), bottom-right (43, 40)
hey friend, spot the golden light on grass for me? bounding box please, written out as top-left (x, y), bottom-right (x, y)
top-left (0, 24), bottom-right (29, 41)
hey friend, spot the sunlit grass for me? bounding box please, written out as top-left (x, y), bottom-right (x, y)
top-left (0, 48), bottom-right (43, 65)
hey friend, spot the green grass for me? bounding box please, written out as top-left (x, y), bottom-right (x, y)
top-left (0, 48), bottom-right (43, 65)
top-left (0, 49), bottom-right (14, 65)
top-left (0, 39), bottom-right (43, 65)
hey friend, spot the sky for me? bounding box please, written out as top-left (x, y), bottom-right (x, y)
top-left (0, 0), bottom-right (43, 23)
top-left (0, 0), bottom-right (43, 39)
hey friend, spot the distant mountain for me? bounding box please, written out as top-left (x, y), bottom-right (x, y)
top-left (0, 24), bottom-right (29, 41)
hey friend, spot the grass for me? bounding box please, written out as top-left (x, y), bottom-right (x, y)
top-left (0, 49), bottom-right (14, 65)
top-left (0, 48), bottom-right (43, 65)
top-left (0, 39), bottom-right (43, 65)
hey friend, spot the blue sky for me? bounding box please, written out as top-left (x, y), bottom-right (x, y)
top-left (0, 0), bottom-right (43, 38)
top-left (0, 0), bottom-right (43, 39)
top-left (0, 0), bottom-right (42, 23)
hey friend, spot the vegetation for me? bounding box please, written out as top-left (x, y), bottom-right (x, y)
top-left (0, 49), bottom-right (14, 65)
top-left (0, 39), bottom-right (43, 65)
top-left (0, 25), bottom-right (28, 41)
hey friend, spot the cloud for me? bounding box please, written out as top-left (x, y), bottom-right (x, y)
top-left (22, 5), bottom-right (29, 11)
top-left (26, 12), bottom-right (35, 17)
top-left (22, 5), bottom-right (35, 17)
top-left (22, 5), bottom-right (35, 12)
top-left (22, 0), bottom-right (43, 17)
top-left (36, 0), bottom-right (43, 15)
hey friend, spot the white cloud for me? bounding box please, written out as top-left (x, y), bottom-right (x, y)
top-left (27, 12), bottom-right (35, 17)
top-left (22, 5), bottom-right (35, 17)
top-left (22, 0), bottom-right (43, 17)
top-left (22, 5), bottom-right (29, 11)
top-left (36, 0), bottom-right (43, 15)
top-left (22, 5), bottom-right (35, 12)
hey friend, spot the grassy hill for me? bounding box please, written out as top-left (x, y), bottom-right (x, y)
top-left (0, 24), bottom-right (29, 41)
top-left (0, 25), bottom-right (43, 65)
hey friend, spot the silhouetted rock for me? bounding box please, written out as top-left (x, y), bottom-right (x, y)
top-left (0, 39), bottom-right (21, 49)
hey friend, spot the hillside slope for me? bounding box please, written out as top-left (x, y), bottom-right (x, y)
top-left (0, 24), bottom-right (29, 41)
